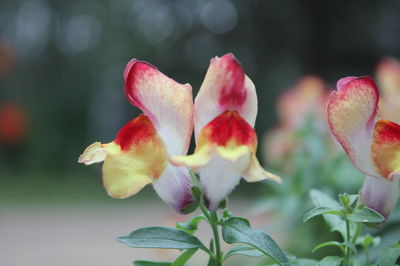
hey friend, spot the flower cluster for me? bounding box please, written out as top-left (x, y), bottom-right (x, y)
top-left (262, 75), bottom-right (331, 169)
top-left (78, 53), bottom-right (280, 213)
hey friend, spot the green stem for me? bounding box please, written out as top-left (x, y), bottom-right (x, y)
top-left (210, 211), bottom-right (222, 266)
top-left (365, 246), bottom-right (369, 266)
top-left (344, 217), bottom-right (351, 266)
top-left (199, 202), bottom-right (222, 265)
top-left (351, 222), bottom-right (361, 243)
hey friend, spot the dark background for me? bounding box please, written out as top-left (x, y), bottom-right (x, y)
top-left (1, 0), bottom-right (399, 177)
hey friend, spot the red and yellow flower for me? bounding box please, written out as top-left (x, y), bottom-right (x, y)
top-left (327, 76), bottom-right (400, 219)
top-left (171, 53), bottom-right (281, 210)
top-left (78, 60), bottom-right (194, 212)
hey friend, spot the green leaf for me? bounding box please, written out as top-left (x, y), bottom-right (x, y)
top-left (303, 207), bottom-right (342, 222)
top-left (171, 249), bottom-right (197, 266)
top-left (347, 207), bottom-right (384, 223)
top-left (310, 189), bottom-right (341, 209)
top-left (312, 241), bottom-right (343, 253)
top-left (134, 261), bottom-right (171, 266)
top-left (348, 194), bottom-right (359, 206)
top-left (118, 227), bottom-right (207, 252)
top-left (222, 217), bottom-right (289, 266)
top-left (310, 190), bottom-right (354, 238)
top-left (176, 215), bottom-right (206, 235)
top-left (318, 256), bottom-right (343, 266)
top-left (223, 245), bottom-right (264, 260)
top-left (377, 245), bottom-right (400, 266)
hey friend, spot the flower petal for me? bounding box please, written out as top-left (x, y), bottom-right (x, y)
top-left (124, 60), bottom-right (193, 155)
top-left (242, 155), bottom-right (281, 183)
top-left (171, 110), bottom-right (280, 210)
top-left (371, 120), bottom-right (400, 180)
top-left (199, 152), bottom-right (247, 211)
top-left (153, 165), bottom-right (194, 213)
top-left (361, 175), bottom-right (399, 219)
top-left (78, 142), bottom-right (109, 165)
top-left (193, 53), bottom-right (257, 139)
top-left (78, 115), bottom-right (168, 199)
top-left (327, 76), bottom-right (379, 176)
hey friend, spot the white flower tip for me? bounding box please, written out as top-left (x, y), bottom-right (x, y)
top-left (78, 142), bottom-right (108, 165)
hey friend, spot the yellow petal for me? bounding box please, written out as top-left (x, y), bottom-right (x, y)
top-left (371, 120), bottom-right (400, 181)
top-left (79, 115), bottom-right (168, 199)
top-left (243, 155), bottom-right (281, 183)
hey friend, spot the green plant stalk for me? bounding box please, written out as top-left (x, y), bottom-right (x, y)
top-left (344, 216), bottom-right (351, 266)
top-left (365, 246), bottom-right (369, 266)
top-left (199, 202), bottom-right (222, 265)
top-left (210, 211), bottom-right (222, 265)
top-left (351, 222), bottom-right (361, 243)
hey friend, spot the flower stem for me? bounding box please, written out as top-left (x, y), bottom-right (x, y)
top-left (199, 203), bottom-right (222, 265)
top-left (344, 216), bottom-right (351, 266)
top-left (210, 211), bottom-right (222, 265)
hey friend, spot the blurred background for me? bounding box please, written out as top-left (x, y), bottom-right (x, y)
top-left (1, 0), bottom-right (400, 265)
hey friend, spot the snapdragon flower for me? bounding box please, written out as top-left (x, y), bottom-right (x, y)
top-left (78, 60), bottom-right (194, 213)
top-left (327, 76), bottom-right (400, 219)
top-left (171, 53), bottom-right (281, 210)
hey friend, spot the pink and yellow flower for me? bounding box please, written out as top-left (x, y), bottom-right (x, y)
top-left (262, 75), bottom-right (331, 168)
top-left (327, 76), bottom-right (400, 219)
top-left (78, 60), bottom-right (194, 213)
top-left (171, 53), bottom-right (281, 210)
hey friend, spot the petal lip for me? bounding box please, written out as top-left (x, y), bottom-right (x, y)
top-left (327, 76), bottom-right (379, 176)
top-left (372, 119), bottom-right (400, 180)
top-left (78, 141), bottom-right (109, 165)
top-left (123, 59), bottom-right (137, 81)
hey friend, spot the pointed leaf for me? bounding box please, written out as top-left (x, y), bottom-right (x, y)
top-left (176, 215), bottom-right (207, 235)
top-left (224, 245), bottom-right (264, 260)
top-left (222, 217), bottom-right (289, 266)
top-left (171, 249), bottom-right (197, 266)
top-left (347, 207), bottom-right (384, 223)
top-left (118, 227), bottom-right (207, 252)
top-left (312, 241), bottom-right (343, 253)
top-left (303, 207), bottom-right (342, 222)
top-left (310, 190), bottom-right (351, 238)
top-left (310, 190), bottom-right (341, 209)
top-left (318, 256), bottom-right (343, 266)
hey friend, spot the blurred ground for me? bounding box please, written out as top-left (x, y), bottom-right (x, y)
top-left (0, 176), bottom-right (274, 266)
